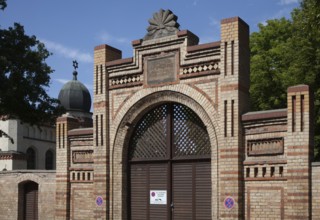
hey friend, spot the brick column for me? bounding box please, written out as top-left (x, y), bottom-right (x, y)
top-left (285, 85), bottom-right (313, 219)
top-left (93, 44), bottom-right (121, 219)
top-left (218, 17), bottom-right (250, 219)
top-left (55, 116), bottom-right (79, 220)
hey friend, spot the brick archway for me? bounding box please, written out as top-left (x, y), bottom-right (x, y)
top-left (111, 88), bottom-right (220, 219)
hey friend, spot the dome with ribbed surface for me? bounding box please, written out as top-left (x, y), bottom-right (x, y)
top-left (58, 70), bottom-right (91, 113)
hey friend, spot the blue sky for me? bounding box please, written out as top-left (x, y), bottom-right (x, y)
top-left (0, 0), bottom-right (300, 104)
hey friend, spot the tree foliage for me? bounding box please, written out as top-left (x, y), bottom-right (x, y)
top-left (250, 0), bottom-right (320, 159)
top-left (0, 0), bottom-right (6, 10)
top-left (0, 1), bottom-right (64, 126)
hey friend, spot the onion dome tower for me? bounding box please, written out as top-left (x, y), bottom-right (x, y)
top-left (58, 61), bottom-right (92, 126)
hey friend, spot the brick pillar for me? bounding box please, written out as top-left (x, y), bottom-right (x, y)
top-left (218, 17), bottom-right (250, 219)
top-left (93, 44), bottom-right (121, 219)
top-left (285, 85), bottom-right (313, 219)
top-left (55, 116), bottom-right (79, 220)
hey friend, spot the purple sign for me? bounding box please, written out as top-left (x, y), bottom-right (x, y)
top-left (96, 196), bottom-right (103, 206)
top-left (224, 196), bottom-right (235, 209)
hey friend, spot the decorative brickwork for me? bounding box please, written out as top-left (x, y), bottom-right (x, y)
top-left (180, 61), bottom-right (220, 78)
top-left (110, 74), bottom-right (142, 89)
top-left (52, 12), bottom-right (316, 220)
top-left (0, 152), bottom-right (26, 160)
top-left (247, 137), bottom-right (284, 156)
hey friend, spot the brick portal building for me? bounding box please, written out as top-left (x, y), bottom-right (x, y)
top-left (54, 10), bottom-right (319, 220)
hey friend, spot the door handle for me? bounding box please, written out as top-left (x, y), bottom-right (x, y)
top-left (170, 202), bottom-right (174, 210)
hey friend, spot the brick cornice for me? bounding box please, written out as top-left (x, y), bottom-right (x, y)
top-left (105, 57), bottom-right (133, 67)
top-left (94, 44), bottom-right (121, 54)
top-left (242, 109), bottom-right (287, 121)
top-left (132, 39), bottom-right (143, 46)
top-left (187, 41), bottom-right (220, 53)
top-left (243, 160), bottom-right (287, 165)
top-left (0, 152), bottom-right (26, 160)
top-left (245, 177), bottom-right (287, 181)
top-left (287, 84), bottom-right (309, 93)
top-left (69, 167), bottom-right (93, 171)
top-left (68, 128), bottom-right (93, 136)
top-left (177, 29), bottom-right (199, 43)
top-left (221, 16), bottom-right (249, 28)
top-left (56, 116), bottom-right (79, 123)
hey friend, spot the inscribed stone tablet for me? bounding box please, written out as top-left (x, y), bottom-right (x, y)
top-left (146, 53), bottom-right (176, 85)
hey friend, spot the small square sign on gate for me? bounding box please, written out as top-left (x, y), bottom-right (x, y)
top-left (150, 190), bottom-right (167, 205)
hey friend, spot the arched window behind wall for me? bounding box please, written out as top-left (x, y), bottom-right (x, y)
top-left (26, 148), bottom-right (36, 169)
top-left (45, 150), bottom-right (54, 170)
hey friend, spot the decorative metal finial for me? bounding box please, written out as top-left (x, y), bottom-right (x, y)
top-left (72, 60), bottom-right (78, 80)
top-left (73, 60), bottom-right (78, 70)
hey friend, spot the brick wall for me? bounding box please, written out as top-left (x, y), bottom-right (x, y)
top-left (312, 162), bottom-right (320, 219)
top-left (56, 13), bottom-right (317, 220)
top-left (242, 85), bottom-right (314, 219)
top-left (285, 85), bottom-right (313, 219)
top-left (0, 170), bottom-right (55, 220)
top-left (69, 129), bottom-right (94, 220)
top-left (56, 116), bottom-right (81, 220)
top-left (93, 45), bottom-right (121, 219)
top-left (218, 17), bottom-right (249, 219)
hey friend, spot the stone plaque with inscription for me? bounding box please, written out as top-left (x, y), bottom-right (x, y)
top-left (72, 150), bottom-right (94, 163)
top-left (247, 137), bottom-right (284, 156)
top-left (146, 53), bottom-right (177, 85)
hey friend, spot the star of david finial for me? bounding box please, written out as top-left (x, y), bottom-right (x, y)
top-left (72, 60), bottom-right (78, 80)
top-left (73, 60), bottom-right (78, 70)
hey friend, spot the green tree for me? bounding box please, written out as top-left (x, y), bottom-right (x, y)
top-left (250, 18), bottom-right (293, 110)
top-left (250, 0), bottom-right (320, 159)
top-left (0, 0), bottom-right (6, 10)
top-left (0, 1), bottom-right (64, 130)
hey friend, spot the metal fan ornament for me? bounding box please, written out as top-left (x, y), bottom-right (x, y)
top-left (144, 9), bottom-right (180, 40)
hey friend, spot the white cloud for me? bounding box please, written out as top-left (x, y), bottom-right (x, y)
top-left (54, 79), bottom-right (69, 85)
top-left (97, 31), bottom-right (130, 45)
top-left (41, 39), bottom-right (93, 63)
top-left (279, 0), bottom-right (299, 5)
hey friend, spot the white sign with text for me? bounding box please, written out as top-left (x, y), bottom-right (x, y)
top-left (150, 190), bottom-right (167, 205)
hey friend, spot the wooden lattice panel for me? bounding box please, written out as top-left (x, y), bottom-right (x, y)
top-left (129, 103), bottom-right (210, 160)
top-left (129, 105), bottom-right (168, 160)
top-left (173, 104), bottom-right (210, 158)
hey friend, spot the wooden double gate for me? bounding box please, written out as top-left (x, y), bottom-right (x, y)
top-left (128, 103), bottom-right (211, 220)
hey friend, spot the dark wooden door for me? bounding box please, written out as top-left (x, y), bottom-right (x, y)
top-left (172, 162), bottom-right (211, 220)
top-left (129, 103), bottom-right (211, 220)
top-left (24, 182), bottom-right (38, 220)
top-left (130, 163), bottom-right (168, 220)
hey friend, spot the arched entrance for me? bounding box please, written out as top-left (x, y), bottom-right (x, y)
top-left (18, 181), bottom-right (39, 220)
top-left (128, 103), bottom-right (211, 220)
